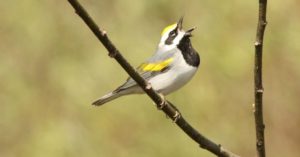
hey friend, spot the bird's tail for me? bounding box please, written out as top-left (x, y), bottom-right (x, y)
top-left (92, 91), bottom-right (123, 106)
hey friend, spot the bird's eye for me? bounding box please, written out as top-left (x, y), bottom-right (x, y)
top-left (170, 31), bottom-right (176, 37)
top-left (165, 30), bottom-right (178, 45)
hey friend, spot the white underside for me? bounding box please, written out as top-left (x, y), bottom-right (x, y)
top-left (149, 54), bottom-right (197, 95)
top-left (124, 52), bottom-right (198, 95)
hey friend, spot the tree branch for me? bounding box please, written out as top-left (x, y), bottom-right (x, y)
top-left (254, 0), bottom-right (267, 157)
top-left (68, 0), bottom-right (239, 156)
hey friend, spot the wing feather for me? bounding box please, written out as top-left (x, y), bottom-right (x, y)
top-left (116, 49), bottom-right (177, 91)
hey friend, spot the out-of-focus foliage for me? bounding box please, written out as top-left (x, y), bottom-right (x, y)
top-left (1, 0), bottom-right (299, 157)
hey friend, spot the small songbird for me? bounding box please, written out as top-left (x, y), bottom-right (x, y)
top-left (92, 17), bottom-right (200, 106)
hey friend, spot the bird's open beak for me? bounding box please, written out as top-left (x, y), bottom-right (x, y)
top-left (185, 27), bottom-right (196, 37)
top-left (177, 16), bottom-right (196, 37)
top-left (177, 16), bottom-right (184, 30)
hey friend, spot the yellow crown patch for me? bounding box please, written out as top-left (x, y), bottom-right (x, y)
top-left (161, 23), bottom-right (177, 36)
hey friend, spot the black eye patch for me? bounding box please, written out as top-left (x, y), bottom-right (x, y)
top-left (165, 29), bottom-right (178, 45)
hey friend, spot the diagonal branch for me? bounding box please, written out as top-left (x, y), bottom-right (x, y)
top-left (68, 0), bottom-right (239, 156)
top-left (254, 0), bottom-right (267, 157)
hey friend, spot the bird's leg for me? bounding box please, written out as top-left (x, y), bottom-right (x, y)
top-left (157, 93), bottom-right (166, 110)
top-left (172, 111), bottom-right (181, 123)
top-left (155, 93), bottom-right (169, 118)
top-left (156, 94), bottom-right (181, 122)
top-left (167, 102), bottom-right (181, 122)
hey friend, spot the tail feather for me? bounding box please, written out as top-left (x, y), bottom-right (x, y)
top-left (92, 91), bottom-right (122, 106)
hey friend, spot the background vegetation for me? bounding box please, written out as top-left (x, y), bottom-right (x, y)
top-left (1, 0), bottom-right (299, 156)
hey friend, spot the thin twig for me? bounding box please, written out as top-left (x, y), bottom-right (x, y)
top-left (68, 0), bottom-right (240, 156)
top-left (254, 0), bottom-right (267, 157)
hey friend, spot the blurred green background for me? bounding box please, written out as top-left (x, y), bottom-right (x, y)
top-left (1, 0), bottom-right (299, 157)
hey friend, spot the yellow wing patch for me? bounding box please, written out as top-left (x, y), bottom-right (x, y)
top-left (141, 58), bottom-right (174, 72)
top-left (161, 23), bottom-right (177, 36)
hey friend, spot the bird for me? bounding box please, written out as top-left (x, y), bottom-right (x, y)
top-left (92, 17), bottom-right (200, 106)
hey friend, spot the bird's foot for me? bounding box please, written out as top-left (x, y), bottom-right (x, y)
top-left (157, 93), bottom-right (166, 110)
top-left (172, 111), bottom-right (181, 123)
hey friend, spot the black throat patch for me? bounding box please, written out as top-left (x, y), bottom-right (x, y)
top-left (177, 37), bottom-right (200, 67)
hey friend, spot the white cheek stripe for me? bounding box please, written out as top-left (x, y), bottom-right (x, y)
top-left (172, 31), bottom-right (185, 45)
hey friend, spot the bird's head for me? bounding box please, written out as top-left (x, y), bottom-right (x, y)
top-left (158, 17), bottom-right (196, 51)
